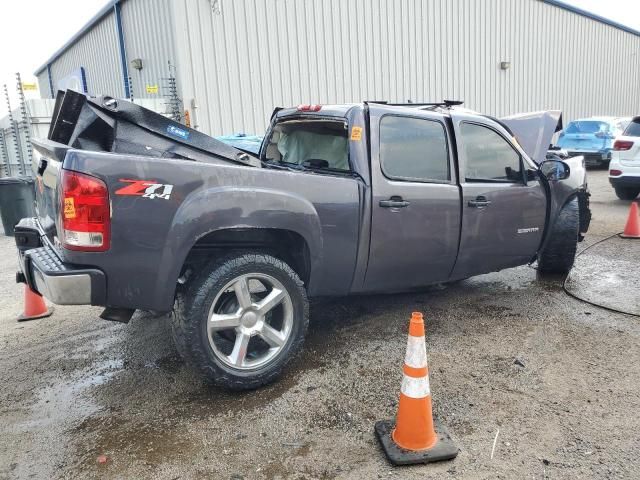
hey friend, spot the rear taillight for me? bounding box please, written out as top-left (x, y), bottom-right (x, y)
top-left (610, 169), bottom-right (623, 176)
top-left (60, 170), bottom-right (110, 251)
top-left (297, 104), bottom-right (322, 112)
top-left (613, 140), bottom-right (634, 151)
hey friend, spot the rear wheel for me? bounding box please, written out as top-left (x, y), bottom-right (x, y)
top-left (537, 199), bottom-right (579, 274)
top-left (614, 187), bottom-right (640, 200)
top-left (172, 253), bottom-right (309, 390)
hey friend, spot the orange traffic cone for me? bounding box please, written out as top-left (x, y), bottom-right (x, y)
top-left (375, 312), bottom-right (458, 465)
top-left (17, 285), bottom-right (53, 322)
top-left (620, 202), bottom-right (640, 239)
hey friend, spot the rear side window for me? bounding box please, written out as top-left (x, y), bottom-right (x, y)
top-left (379, 116), bottom-right (449, 182)
top-left (264, 119), bottom-right (350, 172)
top-left (623, 119), bottom-right (640, 137)
top-left (461, 123), bottom-right (522, 183)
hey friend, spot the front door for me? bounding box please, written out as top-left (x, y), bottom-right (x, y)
top-left (363, 106), bottom-right (461, 292)
top-left (450, 114), bottom-right (547, 279)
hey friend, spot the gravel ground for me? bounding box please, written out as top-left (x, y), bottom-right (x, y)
top-left (1, 169), bottom-right (639, 480)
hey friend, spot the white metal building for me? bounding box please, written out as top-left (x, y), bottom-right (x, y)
top-left (33, 0), bottom-right (640, 136)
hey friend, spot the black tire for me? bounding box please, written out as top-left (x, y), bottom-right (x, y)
top-left (614, 187), bottom-right (640, 201)
top-left (537, 199), bottom-right (579, 274)
top-left (171, 253), bottom-right (309, 390)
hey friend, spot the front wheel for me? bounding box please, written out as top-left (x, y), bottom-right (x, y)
top-left (614, 187), bottom-right (640, 200)
top-left (537, 199), bottom-right (579, 274)
top-left (172, 253), bottom-right (309, 390)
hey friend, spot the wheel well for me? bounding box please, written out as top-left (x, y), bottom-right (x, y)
top-left (180, 228), bottom-right (311, 285)
top-left (576, 190), bottom-right (591, 240)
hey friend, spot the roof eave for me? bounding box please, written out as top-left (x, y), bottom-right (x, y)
top-left (541, 0), bottom-right (640, 38)
top-left (33, 0), bottom-right (120, 75)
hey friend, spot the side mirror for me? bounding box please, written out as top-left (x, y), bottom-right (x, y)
top-left (540, 159), bottom-right (570, 181)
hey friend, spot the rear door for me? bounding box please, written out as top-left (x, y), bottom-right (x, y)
top-left (363, 106), bottom-right (461, 291)
top-left (449, 113), bottom-right (547, 279)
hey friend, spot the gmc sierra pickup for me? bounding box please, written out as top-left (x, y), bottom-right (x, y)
top-left (15, 90), bottom-right (590, 389)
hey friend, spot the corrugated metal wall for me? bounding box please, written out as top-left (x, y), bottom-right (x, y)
top-left (49, 12), bottom-right (124, 98)
top-left (36, 71), bottom-right (50, 98)
top-left (172, 0), bottom-right (640, 136)
top-left (37, 0), bottom-right (177, 101)
top-left (120, 0), bottom-right (179, 100)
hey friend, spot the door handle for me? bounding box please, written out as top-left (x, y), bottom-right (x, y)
top-left (468, 196), bottom-right (491, 208)
top-left (379, 196), bottom-right (410, 208)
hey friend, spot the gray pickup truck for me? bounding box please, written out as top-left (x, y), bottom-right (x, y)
top-left (15, 91), bottom-right (590, 389)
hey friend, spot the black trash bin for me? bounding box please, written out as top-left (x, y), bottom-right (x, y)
top-left (0, 176), bottom-right (35, 236)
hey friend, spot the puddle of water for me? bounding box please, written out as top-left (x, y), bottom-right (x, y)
top-left (19, 358), bottom-right (124, 431)
top-left (566, 238), bottom-right (640, 316)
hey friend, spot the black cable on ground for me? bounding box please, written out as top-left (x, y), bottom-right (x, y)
top-left (561, 232), bottom-right (640, 317)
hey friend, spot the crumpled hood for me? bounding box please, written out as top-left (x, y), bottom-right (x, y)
top-left (501, 111), bottom-right (563, 164)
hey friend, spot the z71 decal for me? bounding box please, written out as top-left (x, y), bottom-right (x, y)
top-left (115, 179), bottom-right (174, 200)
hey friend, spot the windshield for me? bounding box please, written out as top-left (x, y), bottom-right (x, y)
top-left (565, 121), bottom-right (609, 134)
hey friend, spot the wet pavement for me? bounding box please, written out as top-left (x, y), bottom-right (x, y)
top-left (567, 236), bottom-right (640, 316)
top-left (1, 169), bottom-right (639, 479)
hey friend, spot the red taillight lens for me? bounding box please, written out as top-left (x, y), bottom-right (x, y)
top-left (60, 170), bottom-right (110, 251)
top-left (613, 140), bottom-right (634, 151)
top-left (609, 169), bottom-right (622, 176)
top-left (297, 104), bottom-right (322, 112)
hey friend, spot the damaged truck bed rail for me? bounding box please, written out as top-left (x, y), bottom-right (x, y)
top-left (47, 89), bottom-right (260, 167)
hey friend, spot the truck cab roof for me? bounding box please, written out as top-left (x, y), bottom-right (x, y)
top-left (275, 102), bottom-right (484, 124)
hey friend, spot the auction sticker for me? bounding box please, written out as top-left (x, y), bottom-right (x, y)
top-left (64, 198), bottom-right (76, 219)
top-left (350, 126), bottom-right (363, 141)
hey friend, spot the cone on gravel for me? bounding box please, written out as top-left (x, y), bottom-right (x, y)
top-left (17, 285), bottom-right (53, 322)
top-left (374, 312), bottom-right (458, 466)
top-left (620, 202), bottom-right (640, 239)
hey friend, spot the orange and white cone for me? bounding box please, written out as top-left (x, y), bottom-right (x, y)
top-left (375, 312), bottom-right (457, 465)
top-left (620, 201), bottom-right (640, 239)
top-left (17, 285), bottom-right (53, 322)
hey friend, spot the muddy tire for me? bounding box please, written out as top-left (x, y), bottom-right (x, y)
top-left (171, 253), bottom-right (309, 390)
top-left (537, 199), bottom-right (579, 274)
top-left (614, 187), bottom-right (640, 201)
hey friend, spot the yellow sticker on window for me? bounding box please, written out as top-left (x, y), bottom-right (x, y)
top-left (350, 126), bottom-right (363, 141)
top-left (64, 198), bottom-right (76, 219)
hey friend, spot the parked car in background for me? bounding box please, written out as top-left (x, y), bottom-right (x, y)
top-left (556, 117), bottom-right (630, 168)
top-left (609, 116), bottom-right (640, 200)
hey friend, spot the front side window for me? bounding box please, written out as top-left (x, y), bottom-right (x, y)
top-left (461, 123), bottom-right (522, 182)
top-left (379, 116), bottom-right (449, 182)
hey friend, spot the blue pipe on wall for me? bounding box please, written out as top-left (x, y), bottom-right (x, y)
top-left (113, 1), bottom-right (131, 98)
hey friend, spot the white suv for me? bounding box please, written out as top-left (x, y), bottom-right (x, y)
top-left (610, 117), bottom-right (640, 200)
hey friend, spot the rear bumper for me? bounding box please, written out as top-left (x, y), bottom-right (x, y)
top-left (609, 175), bottom-right (640, 189)
top-left (15, 218), bottom-right (106, 306)
top-left (567, 151), bottom-right (610, 166)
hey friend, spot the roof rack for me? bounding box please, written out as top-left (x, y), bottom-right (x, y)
top-left (364, 99), bottom-right (464, 108)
